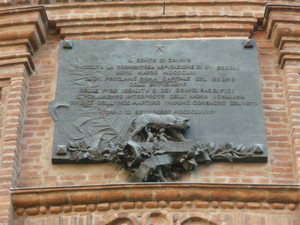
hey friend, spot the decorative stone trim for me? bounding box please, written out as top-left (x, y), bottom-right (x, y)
top-left (7, 0), bottom-right (269, 8)
top-left (11, 183), bottom-right (300, 216)
top-left (56, 15), bottom-right (257, 40)
top-left (15, 200), bottom-right (298, 217)
top-left (263, 4), bottom-right (300, 48)
top-left (0, 6), bottom-right (49, 224)
top-left (263, 3), bottom-right (300, 182)
top-left (22, 0), bottom-right (269, 39)
top-left (0, 7), bottom-right (48, 50)
top-left (0, 7), bottom-right (48, 75)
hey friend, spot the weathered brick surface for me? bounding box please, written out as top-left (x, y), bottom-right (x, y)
top-left (194, 201), bottom-right (209, 208)
top-left (1, 2), bottom-right (300, 225)
top-left (263, 4), bottom-right (300, 182)
top-left (6, 2), bottom-right (295, 189)
top-left (42, 193), bottom-right (68, 206)
top-left (12, 210), bottom-right (300, 225)
top-left (70, 191), bottom-right (98, 205)
top-left (0, 7), bottom-right (48, 224)
top-left (49, 206), bottom-right (62, 214)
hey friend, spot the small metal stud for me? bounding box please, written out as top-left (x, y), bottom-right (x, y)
top-left (56, 145), bottom-right (67, 155)
top-left (63, 40), bottom-right (73, 49)
top-left (243, 39), bottom-right (253, 48)
top-left (253, 144), bottom-right (264, 155)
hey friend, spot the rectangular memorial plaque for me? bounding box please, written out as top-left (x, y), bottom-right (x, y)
top-left (50, 40), bottom-right (267, 164)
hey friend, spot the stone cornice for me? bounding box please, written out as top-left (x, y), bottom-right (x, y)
top-left (263, 4), bottom-right (300, 47)
top-left (0, 7), bottom-right (48, 48)
top-left (43, 0), bottom-right (268, 9)
top-left (0, 6), bottom-right (48, 75)
top-left (47, 6), bottom-right (259, 39)
top-left (0, 39), bottom-right (34, 55)
top-left (263, 3), bottom-right (300, 183)
top-left (1, 1), bottom-right (266, 40)
top-left (263, 3), bottom-right (300, 70)
top-left (263, 3), bottom-right (300, 21)
top-left (3, 0), bottom-right (269, 8)
top-left (11, 183), bottom-right (300, 216)
top-left (11, 183), bottom-right (300, 193)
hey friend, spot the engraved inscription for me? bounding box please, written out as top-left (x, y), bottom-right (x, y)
top-left (51, 40), bottom-right (267, 163)
top-left (70, 57), bottom-right (255, 112)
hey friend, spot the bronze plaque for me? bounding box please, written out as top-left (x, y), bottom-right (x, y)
top-left (50, 40), bottom-right (267, 164)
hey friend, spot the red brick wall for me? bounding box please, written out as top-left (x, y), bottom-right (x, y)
top-left (0, 1), bottom-right (300, 225)
top-left (11, 184), bottom-right (300, 225)
top-left (17, 24), bottom-right (294, 188)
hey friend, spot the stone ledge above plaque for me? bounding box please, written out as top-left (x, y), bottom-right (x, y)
top-left (50, 39), bottom-right (267, 166)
